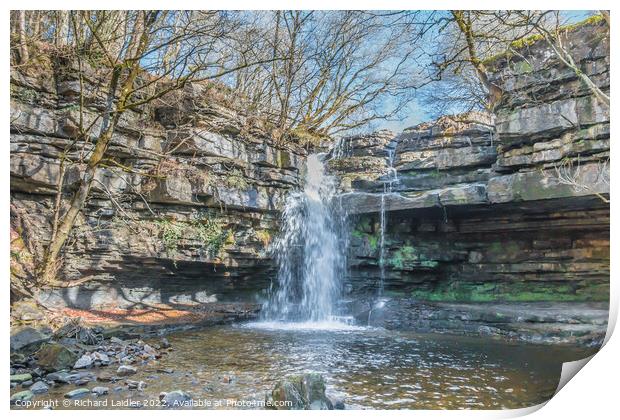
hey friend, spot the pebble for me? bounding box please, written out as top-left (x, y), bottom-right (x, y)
top-left (160, 390), bottom-right (192, 407)
top-left (126, 380), bottom-right (147, 391)
top-left (74, 354), bottom-right (94, 369)
top-left (74, 378), bottom-right (91, 386)
top-left (46, 371), bottom-right (72, 383)
top-left (117, 365), bottom-right (137, 376)
top-left (56, 371), bottom-right (96, 384)
top-left (331, 398), bottom-right (346, 410)
top-left (92, 351), bottom-right (110, 365)
top-left (160, 338), bottom-right (171, 349)
top-left (92, 386), bottom-right (110, 396)
top-left (64, 388), bottom-right (90, 398)
top-left (97, 372), bottom-right (116, 382)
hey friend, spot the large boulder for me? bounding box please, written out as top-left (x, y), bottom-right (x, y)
top-left (10, 326), bottom-right (51, 354)
top-left (268, 373), bottom-right (333, 410)
top-left (11, 299), bottom-right (46, 322)
top-left (35, 343), bottom-right (78, 372)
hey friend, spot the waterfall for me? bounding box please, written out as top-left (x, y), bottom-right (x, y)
top-left (262, 153), bottom-right (347, 323)
top-left (378, 139), bottom-right (399, 296)
top-left (332, 137), bottom-right (352, 159)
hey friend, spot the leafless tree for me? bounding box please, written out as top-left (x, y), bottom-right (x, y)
top-left (511, 10), bottom-right (609, 107)
top-left (229, 11), bottom-right (433, 141)
top-left (554, 156), bottom-right (610, 204)
top-left (10, 11), bottom-right (281, 286)
top-left (421, 10), bottom-right (609, 117)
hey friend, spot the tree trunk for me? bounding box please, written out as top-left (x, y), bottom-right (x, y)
top-left (39, 64), bottom-right (123, 285)
top-left (600, 10), bottom-right (610, 27)
top-left (39, 120), bottom-right (118, 285)
top-left (56, 11), bottom-right (70, 46)
top-left (38, 12), bottom-right (159, 286)
top-left (16, 10), bottom-right (29, 64)
top-left (451, 11), bottom-right (503, 110)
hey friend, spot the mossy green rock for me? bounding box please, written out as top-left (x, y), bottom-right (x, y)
top-left (36, 343), bottom-right (78, 372)
top-left (10, 373), bottom-right (32, 383)
top-left (410, 280), bottom-right (609, 303)
top-left (10, 390), bottom-right (34, 404)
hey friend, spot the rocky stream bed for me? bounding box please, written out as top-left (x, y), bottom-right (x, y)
top-left (10, 319), bottom-right (600, 410)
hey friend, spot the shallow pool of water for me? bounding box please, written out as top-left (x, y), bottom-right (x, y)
top-left (30, 322), bottom-right (597, 410)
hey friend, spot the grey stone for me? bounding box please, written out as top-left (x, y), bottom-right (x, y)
top-left (64, 388), bottom-right (90, 398)
top-left (160, 390), bottom-right (192, 407)
top-left (117, 365), bottom-right (137, 376)
top-left (10, 326), bottom-right (51, 353)
top-left (126, 380), bottom-right (147, 391)
top-left (148, 175), bottom-right (194, 205)
top-left (92, 386), bottom-right (109, 396)
top-left (487, 163), bottom-right (609, 204)
top-left (91, 351), bottom-right (110, 365)
top-left (268, 373), bottom-right (333, 410)
top-left (73, 354), bottom-right (93, 369)
top-left (46, 371), bottom-right (72, 383)
top-left (143, 344), bottom-right (158, 357)
top-left (30, 381), bottom-right (50, 394)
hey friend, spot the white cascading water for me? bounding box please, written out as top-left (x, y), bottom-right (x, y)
top-left (378, 139), bottom-right (399, 296)
top-left (261, 153), bottom-right (348, 324)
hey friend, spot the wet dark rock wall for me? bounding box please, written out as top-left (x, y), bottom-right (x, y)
top-left (346, 200), bottom-right (609, 302)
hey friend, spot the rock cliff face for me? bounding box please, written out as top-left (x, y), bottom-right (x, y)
top-left (331, 21), bottom-right (609, 306)
top-left (10, 58), bottom-right (306, 309)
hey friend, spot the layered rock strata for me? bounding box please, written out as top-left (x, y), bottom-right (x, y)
top-left (330, 21), bottom-right (610, 343)
top-left (10, 58), bottom-right (306, 309)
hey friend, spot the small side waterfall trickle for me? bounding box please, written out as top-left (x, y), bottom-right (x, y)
top-left (262, 153), bottom-right (348, 323)
top-left (378, 139), bottom-right (399, 296)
